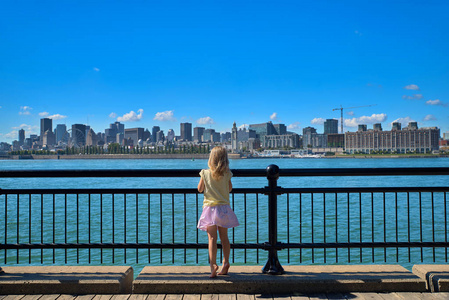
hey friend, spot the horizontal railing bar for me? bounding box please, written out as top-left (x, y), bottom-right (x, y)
top-left (0, 169), bottom-right (266, 178)
top-left (0, 188), bottom-right (264, 195)
top-left (2, 241), bottom-right (448, 250)
top-left (1, 187), bottom-right (447, 195)
top-left (0, 167), bottom-right (448, 178)
top-left (281, 187), bottom-right (449, 193)
top-left (279, 167), bottom-right (449, 177)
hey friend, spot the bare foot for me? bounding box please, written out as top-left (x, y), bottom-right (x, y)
top-left (218, 262), bottom-right (230, 275)
top-left (210, 264), bottom-right (219, 278)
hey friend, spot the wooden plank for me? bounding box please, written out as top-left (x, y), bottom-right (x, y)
top-left (351, 293), bottom-right (385, 300)
top-left (19, 296), bottom-right (43, 300)
top-left (92, 295), bottom-right (114, 300)
top-left (55, 296), bottom-right (78, 300)
top-left (272, 295), bottom-right (291, 300)
top-left (429, 293), bottom-right (449, 300)
top-left (218, 295), bottom-right (236, 300)
top-left (74, 295), bottom-right (96, 300)
top-left (290, 293), bottom-right (310, 300)
top-left (391, 292), bottom-right (425, 300)
top-left (235, 295), bottom-right (254, 300)
top-left (1, 296), bottom-right (26, 300)
top-left (377, 293), bottom-right (402, 300)
top-left (127, 295), bottom-right (148, 300)
top-left (327, 293), bottom-right (347, 300)
top-left (182, 295), bottom-right (201, 300)
top-left (201, 295), bottom-right (218, 300)
top-left (40, 296), bottom-right (66, 300)
top-left (164, 295), bottom-right (183, 300)
top-left (145, 295), bottom-right (165, 300)
top-left (110, 296), bottom-right (130, 300)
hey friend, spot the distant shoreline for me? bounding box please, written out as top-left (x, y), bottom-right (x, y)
top-left (0, 153), bottom-right (446, 160)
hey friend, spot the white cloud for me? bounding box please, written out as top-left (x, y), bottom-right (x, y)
top-left (117, 109), bottom-right (144, 122)
top-left (39, 112), bottom-right (67, 120)
top-left (287, 122), bottom-right (300, 131)
top-left (153, 110), bottom-right (175, 122)
top-left (345, 113), bottom-right (388, 128)
top-left (391, 117), bottom-right (415, 126)
top-left (109, 112), bottom-right (117, 119)
top-left (270, 112), bottom-right (278, 121)
top-left (93, 67), bottom-right (100, 72)
top-left (19, 106), bottom-right (32, 115)
top-left (311, 118), bottom-right (326, 125)
top-left (197, 116), bottom-right (215, 125)
top-left (404, 84), bottom-right (420, 90)
top-left (48, 114), bottom-right (67, 120)
top-left (402, 94), bottom-right (423, 100)
top-left (3, 131), bottom-right (18, 139)
top-left (423, 114), bottom-right (437, 121)
top-left (346, 111), bottom-right (355, 116)
top-left (426, 99), bottom-right (448, 107)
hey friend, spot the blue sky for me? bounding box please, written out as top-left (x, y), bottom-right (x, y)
top-left (1, 0), bottom-right (448, 142)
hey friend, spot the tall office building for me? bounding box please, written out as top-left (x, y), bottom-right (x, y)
top-left (152, 126), bottom-right (160, 143)
top-left (125, 128), bottom-right (145, 146)
top-left (40, 118), bottom-right (52, 141)
top-left (72, 124), bottom-right (87, 147)
top-left (249, 122), bottom-right (277, 143)
top-left (18, 129), bottom-right (25, 146)
top-left (105, 122), bottom-right (125, 144)
top-left (55, 124), bottom-right (67, 143)
top-left (166, 129), bottom-right (175, 142)
top-left (324, 119), bottom-right (338, 134)
top-left (194, 127), bottom-right (205, 143)
top-left (86, 128), bottom-right (98, 146)
top-left (180, 123), bottom-right (192, 141)
top-left (273, 124), bottom-right (287, 135)
top-left (43, 130), bottom-right (56, 147)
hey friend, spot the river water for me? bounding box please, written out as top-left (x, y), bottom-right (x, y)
top-left (1, 157), bottom-right (448, 274)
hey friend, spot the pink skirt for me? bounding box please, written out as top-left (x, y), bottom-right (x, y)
top-left (197, 205), bottom-right (239, 231)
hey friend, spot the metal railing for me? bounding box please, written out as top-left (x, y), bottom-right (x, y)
top-left (1, 165), bottom-right (449, 274)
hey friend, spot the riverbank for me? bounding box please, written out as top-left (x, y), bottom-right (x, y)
top-left (1, 153), bottom-right (447, 160)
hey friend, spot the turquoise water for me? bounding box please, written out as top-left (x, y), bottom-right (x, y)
top-left (1, 157), bottom-right (448, 274)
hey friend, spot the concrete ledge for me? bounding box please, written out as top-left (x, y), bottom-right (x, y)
top-left (0, 266), bottom-right (133, 295)
top-left (413, 264), bottom-right (449, 292)
top-left (133, 265), bottom-right (427, 294)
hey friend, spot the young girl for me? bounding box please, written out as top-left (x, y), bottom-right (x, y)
top-left (197, 146), bottom-right (239, 278)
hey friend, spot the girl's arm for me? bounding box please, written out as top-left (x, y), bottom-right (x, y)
top-left (229, 180), bottom-right (233, 192)
top-left (198, 178), bottom-right (205, 193)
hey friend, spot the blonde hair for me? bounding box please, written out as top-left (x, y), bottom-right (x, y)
top-left (208, 146), bottom-right (230, 180)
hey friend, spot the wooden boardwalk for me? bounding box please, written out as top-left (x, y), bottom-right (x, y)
top-left (2, 293), bottom-right (449, 300)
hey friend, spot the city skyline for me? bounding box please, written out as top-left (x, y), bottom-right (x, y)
top-left (1, 1), bottom-right (448, 143)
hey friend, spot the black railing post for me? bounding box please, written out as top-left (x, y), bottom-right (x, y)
top-left (262, 164), bottom-right (285, 275)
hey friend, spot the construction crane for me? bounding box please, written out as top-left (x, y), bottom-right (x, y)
top-left (333, 104), bottom-right (377, 133)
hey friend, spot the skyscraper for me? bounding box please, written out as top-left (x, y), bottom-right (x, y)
top-left (324, 119), bottom-right (338, 134)
top-left (40, 118), bottom-right (52, 141)
top-left (152, 126), bottom-right (160, 143)
top-left (180, 123), bottom-right (192, 141)
top-left (194, 127), bottom-right (205, 143)
top-left (72, 124), bottom-right (87, 147)
top-left (55, 124), bottom-right (67, 143)
top-left (18, 129), bottom-right (25, 146)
